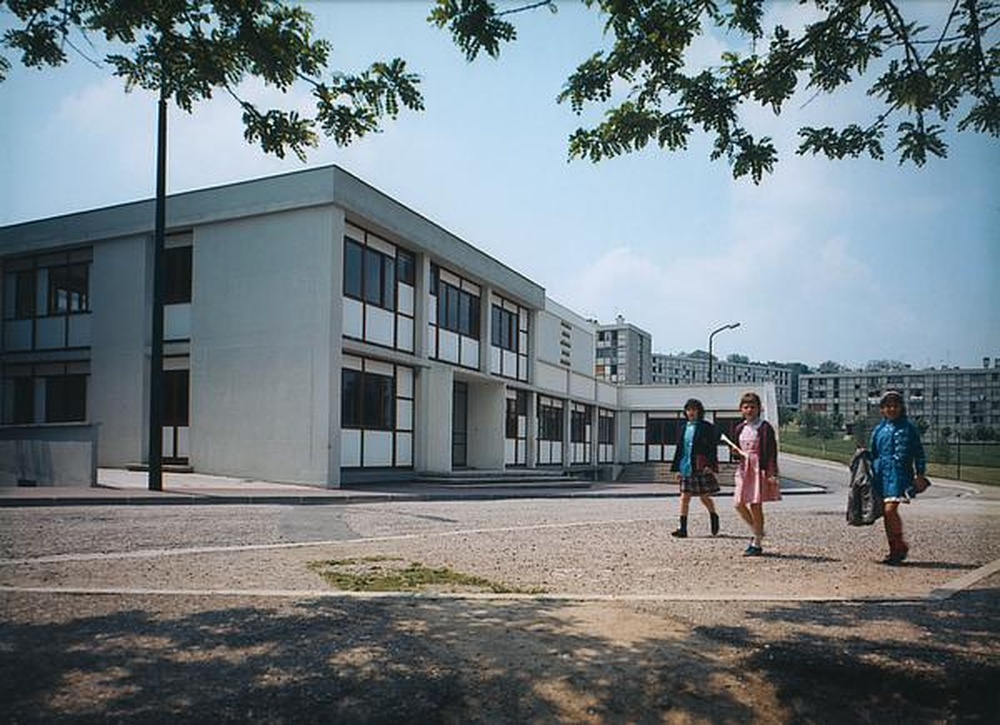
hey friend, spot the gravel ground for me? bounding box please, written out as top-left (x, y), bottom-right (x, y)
top-left (1, 457), bottom-right (998, 723)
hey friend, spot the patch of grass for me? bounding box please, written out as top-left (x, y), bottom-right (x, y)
top-left (780, 429), bottom-right (1000, 486)
top-left (308, 556), bottom-right (539, 594)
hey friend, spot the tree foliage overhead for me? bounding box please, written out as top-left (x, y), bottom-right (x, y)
top-left (0, 0), bottom-right (425, 159)
top-left (430, 0), bottom-right (1000, 182)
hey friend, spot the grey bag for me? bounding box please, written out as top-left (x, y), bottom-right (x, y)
top-left (847, 449), bottom-right (883, 526)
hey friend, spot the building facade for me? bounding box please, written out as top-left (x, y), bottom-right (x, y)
top-left (799, 362), bottom-right (1000, 440)
top-left (0, 166), bottom-right (777, 487)
top-left (652, 353), bottom-right (797, 408)
top-left (594, 317), bottom-right (653, 385)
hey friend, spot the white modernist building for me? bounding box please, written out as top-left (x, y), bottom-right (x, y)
top-left (0, 166), bottom-right (776, 487)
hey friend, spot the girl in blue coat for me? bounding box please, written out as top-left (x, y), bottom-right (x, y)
top-left (868, 390), bottom-right (928, 565)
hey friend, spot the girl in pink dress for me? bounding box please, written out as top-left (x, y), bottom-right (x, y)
top-left (730, 391), bottom-right (781, 556)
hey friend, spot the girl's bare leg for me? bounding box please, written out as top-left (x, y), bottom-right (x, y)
top-left (750, 503), bottom-right (765, 546)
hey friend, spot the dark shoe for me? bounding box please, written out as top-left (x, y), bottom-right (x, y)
top-left (671, 528), bottom-right (688, 538)
top-left (710, 512), bottom-right (720, 536)
top-left (882, 544), bottom-right (909, 565)
top-left (743, 544), bottom-right (763, 557)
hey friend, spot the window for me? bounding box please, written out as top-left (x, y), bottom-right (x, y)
top-left (437, 280), bottom-right (480, 338)
top-left (163, 247), bottom-right (193, 304)
top-left (12, 270), bottom-right (35, 319)
top-left (11, 377), bottom-right (33, 424)
top-left (341, 368), bottom-right (395, 430)
top-left (163, 370), bottom-right (189, 426)
top-left (344, 238), bottom-right (364, 298)
top-left (397, 248), bottom-right (415, 285)
top-left (47, 263), bottom-right (89, 315)
top-left (571, 407), bottom-right (589, 443)
top-left (492, 305), bottom-right (518, 352)
top-left (598, 410), bottom-right (615, 444)
top-left (44, 375), bottom-right (87, 422)
top-left (538, 399), bottom-right (563, 441)
top-left (505, 397), bottom-right (519, 438)
top-left (646, 418), bottom-right (679, 445)
top-left (343, 237), bottom-right (396, 310)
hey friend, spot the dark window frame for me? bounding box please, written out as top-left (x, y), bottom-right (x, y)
top-left (491, 304), bottom-right (518, 352)
top-left (44, 374), bottom-right (87, 423)
top-left (341, 368), bottom-right (396, 431)
top-left (163, 247), bottom-right (193, 305)
top-left (343, 237), bottom-right (397, 312)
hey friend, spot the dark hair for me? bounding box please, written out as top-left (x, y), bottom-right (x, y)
top-left (739, 391), bottom-right (762, 409)
top-left (683, 398), bottom-right (705, 420)
top-left (879, 390), bottom-right (907, 415)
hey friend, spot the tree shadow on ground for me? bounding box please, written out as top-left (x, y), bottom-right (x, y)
top-left (2, 586), bottom-right (997, 723)
top-left (692, 586), bottom-right (1000, 723)
top-left (0, 592), bottom-right (759, 724)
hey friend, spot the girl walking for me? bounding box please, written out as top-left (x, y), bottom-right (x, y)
top-left (669, 398), bottom-right (720, 537)
top-left (730, 391), bottom-right (781, 556)
top-left (868, 390), bottom-right (927, 565)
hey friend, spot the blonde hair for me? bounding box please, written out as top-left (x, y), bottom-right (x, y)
top-left (739, 391), bottom-right (762, 408)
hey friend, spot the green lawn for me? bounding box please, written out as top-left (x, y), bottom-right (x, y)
top-left (779, 429), bottom-right (1000, 486)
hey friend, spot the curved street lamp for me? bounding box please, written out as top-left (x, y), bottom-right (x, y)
top-left (707, 322), bottom-right (741, 384)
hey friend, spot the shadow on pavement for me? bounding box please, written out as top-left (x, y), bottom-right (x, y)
top-left (1, 587), bottom-right (998, 723)
top-left (694, 586), bottom-right (1000, 723)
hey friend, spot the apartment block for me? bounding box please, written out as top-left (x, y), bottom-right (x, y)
top-left (652, 353), bottom-right (797, 408)
top-left (594, 317), bottom-right (652, 385)
top-left (799, 362), bottom-right (1000, 439)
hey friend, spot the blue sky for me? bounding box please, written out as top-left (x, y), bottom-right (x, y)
top-left (1, 1), bottom-right (997, 370)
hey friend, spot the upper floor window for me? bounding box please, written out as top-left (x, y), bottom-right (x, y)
top-left (48, 263), bottom-right (89, 314)
top-left (432, 265), bottom-right (480, 339)
top-left (163, 246), bottom-right (193, 304)
top-left (344, 237), bottom-right (397, 311)
top-left (491, 304), bottom-right (518, 352)
top-left (4, 249), bottom-right (92, 321)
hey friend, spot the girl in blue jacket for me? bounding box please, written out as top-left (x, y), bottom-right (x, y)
top-left (869, 390), bottom-right (927, 565)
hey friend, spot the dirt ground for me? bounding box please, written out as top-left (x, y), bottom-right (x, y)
top-left (1, 574), bottom-right (997, 723)
top-left (1, 466), bottom-right (998, 723)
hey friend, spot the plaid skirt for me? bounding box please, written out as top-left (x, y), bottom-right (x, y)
top-left (679, 471), bottom-right (720, 495)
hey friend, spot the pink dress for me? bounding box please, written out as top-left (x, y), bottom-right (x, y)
top-left (734, 422), bottom-right (782, 504)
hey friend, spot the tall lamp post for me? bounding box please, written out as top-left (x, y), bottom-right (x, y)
top-left (707, 322), bottom-right (741, 384)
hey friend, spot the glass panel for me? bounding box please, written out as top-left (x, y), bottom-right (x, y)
top-left (341, 369), bottom-right (361, 428)
top-left (343, 239), bottom-right (363, 299)
top-left (163, 247), bottom-right (192, 304)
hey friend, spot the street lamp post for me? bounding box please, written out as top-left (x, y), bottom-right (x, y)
top-left (707, 322), bottom-right (741, 384)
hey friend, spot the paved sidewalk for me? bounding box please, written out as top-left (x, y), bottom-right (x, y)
top-left (0, 466), bottom-right (828, 507)
top-left (0, 453), bottom-right (982, 506)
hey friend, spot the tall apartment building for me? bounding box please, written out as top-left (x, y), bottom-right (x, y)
top-left (652, 353), bottom-right (798, 408)
top-left (799, 361), bottom-right (1000, 439)
top-left (1, 165), bottom-right (777, 487)
top-left (595, 317), bottom-right (653, 385)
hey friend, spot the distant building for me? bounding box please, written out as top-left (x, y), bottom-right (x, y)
top-left (799, 360), bottom-right (1000, 439)
top-left (652, 353), bottom-right (797, 408)
top-left (594, 317), bottom-right (653, 385)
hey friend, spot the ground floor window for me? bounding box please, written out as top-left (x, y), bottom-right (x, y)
top-left (2, 361), bottom-right (89, 424)
top-left (341, 355), bottom-right (413, 468)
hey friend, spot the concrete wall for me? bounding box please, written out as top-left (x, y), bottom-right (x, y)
top-left (466, 380), bottom-right (505, 469)
top-left (0, 424), bottom-right (97, 486)
top-left (190, 206), bottom-right (342, 485)
top-left (88, 234), bottom-right (150, 467)
top-left (415, 364), bottom-right (453, 474)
